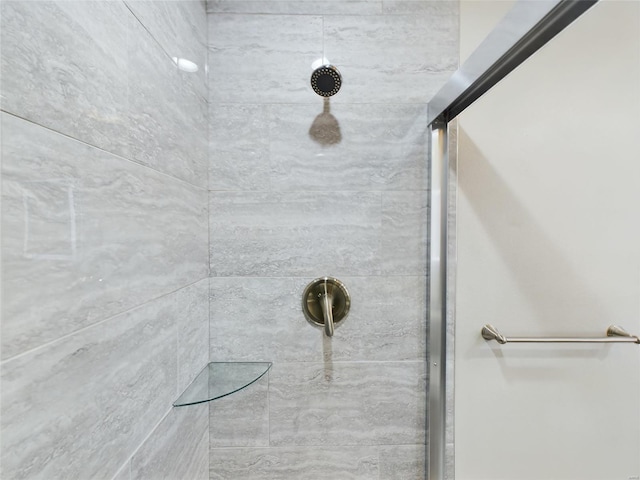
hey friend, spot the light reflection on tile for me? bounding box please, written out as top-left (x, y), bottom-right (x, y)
top-left (127, 17), bottom-right (208, 188)
top-left (124, 0), bottom-right (208, 99)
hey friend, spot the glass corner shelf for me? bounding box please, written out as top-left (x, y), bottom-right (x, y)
top-left (173, 362), bottom-right (272, 407)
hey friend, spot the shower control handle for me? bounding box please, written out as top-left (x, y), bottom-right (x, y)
top-left (318, 289), bottom-right (335, 337)
top-left (302, 277), bottom-right (350, 337)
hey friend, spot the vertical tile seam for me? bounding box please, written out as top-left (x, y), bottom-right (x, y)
top-left (267, 369), bottom-right (272, 447)
top-left (376, 443), bottom-right (382, 480)
top-left (121, 406), bottom-right (174, 479)
top-left (176, 303), bottom-right (181, 399)
top-left (206, 11), bottom-right (213, 470)
top-left (265, 103), bottom-right (273, 193)
top-left (322, 15), bottom-right (325, 59)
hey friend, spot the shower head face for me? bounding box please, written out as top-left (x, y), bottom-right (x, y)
top-left (311, 65), bottom-right (342, 97)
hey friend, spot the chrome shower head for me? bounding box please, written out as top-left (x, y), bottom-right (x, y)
top-left (310, 65), bottom-right (342, 97)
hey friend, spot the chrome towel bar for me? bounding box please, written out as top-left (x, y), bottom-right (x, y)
top-left (481, 324), bottom-right (640, 344)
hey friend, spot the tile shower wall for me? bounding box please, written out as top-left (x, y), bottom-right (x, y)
top-left (1, 1), bottom-right (209, 479)
top-left (207, 2), bottom-right (458, 479)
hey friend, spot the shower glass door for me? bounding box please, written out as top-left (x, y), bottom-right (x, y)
top-left (453, 0), bottom-right (640, 478)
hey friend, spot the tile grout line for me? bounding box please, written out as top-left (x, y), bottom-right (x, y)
top-left (109, 458), bottom-right (130, 480)
top-left (205, 11), bottom-right (426, 18)
top-left (0, 110), bottom-right (208, 193)
top-left (208, 274), bottom-right (427, 278)
top-left (176, 306), bottom-right (181, 403)
top-left (0, 276), bottom-right (209, 366)
top-left (109, 406), bottom-right (174, 480)
top-left (267, 369), bottom-right (272, 447)
top-left (209, 360), bottom-right (426, 366)
top-left (205, 13), bottom-right (213, 472)
top-left (208, 442), bottom-right (427, 450)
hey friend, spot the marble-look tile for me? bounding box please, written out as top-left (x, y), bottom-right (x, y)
top-left (208, 15), bottom-right (323, 104)
top-left (125, 0), bottom-right (208, 55)
top-left (324, 14), bottom-right (458, 104)
top-left (0, 1), bottom-right (130, 156)
top-left (180, 69), bottom-right (210, 180)
top-left (178, 0), bottom-right (208, 47)
top-left (207, 0), bottom-right (381, 15)
top-left (177, 279), bottom-right (210, 395)
top-left (125, 1), bottom-right (176, 57)
top-left (209, 105), bottom-right (271, 191)
top-left (379, 445), bottom-right (426, 479)
top-left (127, 15), bottom-right (208, 188)
top-left (209, 276), bottom-right (426, 362)
top-left (269, 103), bottom-right (429, 191)
top-left (324, 276), bottom-right (427, 361)
top-left (269, 362), bottom-right (426, 446)
top-left (131, 404), bottom-right (209, 480)
top-left (112, 463), bottom-right (131, 480)
top-left (175, 0), bottom-right (209, 102)
top-left (0, 291), bottom-right (178, 479)
top-left (209, 191), bottom-right (381, 277)
top-left (381, 191), bottom-right (429, 275)
top-left (209, 278), bottom-right (301, 362)
top-left (125, 0), bottom-right (208, 99)
top-left (1, 1), bottom-right (208, 187)
top-left (210, 446), bottom-right (379, 480)
top-left (209, 374), bottom-right (269, 447)
top-left (1, 113), bottom-right (208, 359)
top-left (383, 0), bottom-right (458, 15)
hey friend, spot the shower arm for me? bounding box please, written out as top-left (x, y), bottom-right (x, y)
top-left (317, 283), bottom-right (335, 337)
top-left (481, 324), bottom-right (640, 344)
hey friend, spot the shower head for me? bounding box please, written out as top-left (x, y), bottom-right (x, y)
top-left (310, 65), bottom-right (342, 97)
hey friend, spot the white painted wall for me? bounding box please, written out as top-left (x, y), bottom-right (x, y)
top-left (455, 1), bottom-right (640, 479)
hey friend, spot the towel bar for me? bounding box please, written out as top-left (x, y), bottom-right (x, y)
top-left (481, 324), bottom-right (640, 344)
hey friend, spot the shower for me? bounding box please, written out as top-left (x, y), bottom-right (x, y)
top-left (1, 1), bottom-right (454, 479)
top-left (310, 64), bottom-right (342, 97)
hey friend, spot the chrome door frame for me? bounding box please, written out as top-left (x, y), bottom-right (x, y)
top-left (426, 1), bottom-right (598, 478)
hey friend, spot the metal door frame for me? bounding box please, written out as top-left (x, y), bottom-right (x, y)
top-left (426, 1), bottom-right (599, 478)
